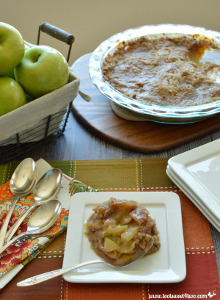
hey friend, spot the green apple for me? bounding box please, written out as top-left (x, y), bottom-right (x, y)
top-left (14, 45), bottom-right (69, 98)
top-left (0, 22), bottom-right (24, 75)
top-left (0, 77), bottom-right (26, 116)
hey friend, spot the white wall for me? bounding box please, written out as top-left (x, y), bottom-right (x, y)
top-left (1, 0), bottom-right (220, 65)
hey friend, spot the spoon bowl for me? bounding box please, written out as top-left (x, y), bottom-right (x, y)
top-left (5, 168), bottom-right (63, 244)
top-left (33, 168), bottom-right (63, 203)
top-left (26, 199), bottom-right (62, 234)
top-left (0, 200), bottom-right (62, 255)
top-left (0, 158), bottom-right (37, 248)
top-left (10, 158), bottom-right (37, 196)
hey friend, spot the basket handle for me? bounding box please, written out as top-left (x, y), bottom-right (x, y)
top-left (37, 22), bottom-right (75, 62)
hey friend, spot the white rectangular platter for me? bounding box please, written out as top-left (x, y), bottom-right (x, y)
top-left (63, 191), bottom-right (186, 283)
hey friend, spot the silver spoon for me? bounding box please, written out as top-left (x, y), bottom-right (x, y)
top-left (5, 168), bottom-right (63, 244)
top-left (17, 236), bottom-right (154, 286)
top-left (0, 158), bottom-right (37, 249)
top-left (0, 199), bottom-right (62, 255)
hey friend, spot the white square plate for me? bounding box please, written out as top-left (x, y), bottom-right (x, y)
top-left (62, 192), bottom-right (186, 283)
top-left (168, 139), bottom-right (220, 222)
top-left (166, 166), bottom-right (220, 232)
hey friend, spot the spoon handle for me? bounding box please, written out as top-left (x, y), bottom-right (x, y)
top-left (5, 203), bottom-right (36, 244)
top-left (0, 231), bottom-right (26, 254)
top-left (17, 259), bottom-right (104, 286)
top-left (0, 196), bottom-right (20, 248)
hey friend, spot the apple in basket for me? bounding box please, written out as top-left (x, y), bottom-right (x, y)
top-left (0, 22), bottom-right (25, 75)
top-left (0, 77), bottom-right (26, 116)
top-left (14, 45), bottom-right (69, 98)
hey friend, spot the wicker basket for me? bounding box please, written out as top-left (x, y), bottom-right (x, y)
top-left (0, 23), bottom-right (80, 164)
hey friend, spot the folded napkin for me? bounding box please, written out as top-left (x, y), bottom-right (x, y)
top-left (0, 158), bottom-right (94, 289)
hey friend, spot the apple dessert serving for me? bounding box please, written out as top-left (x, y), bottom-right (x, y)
top-left (102, 34), bottom-right (220, 106)
top-left (86, 197), bottom-right (160, 266)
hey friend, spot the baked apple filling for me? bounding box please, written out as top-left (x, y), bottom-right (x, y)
top-left (86, 197), bottom-right (160, 266)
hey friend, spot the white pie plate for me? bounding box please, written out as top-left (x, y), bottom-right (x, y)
top-left (167, 139), bottom-right (220, 224)
top-left (166, 166), bottom-right (220, 232)
top-left (62, 192), bottom-right (186, 283)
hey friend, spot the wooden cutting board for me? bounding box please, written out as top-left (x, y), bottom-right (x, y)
top-left (71, 54), bottom-right (220, 152)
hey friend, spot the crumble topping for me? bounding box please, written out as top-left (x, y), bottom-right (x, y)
top-left (102, 34), bottom-right (220, 106)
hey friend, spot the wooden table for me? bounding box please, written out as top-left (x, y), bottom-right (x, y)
top-left (29, 107), bottom-right (220, 161)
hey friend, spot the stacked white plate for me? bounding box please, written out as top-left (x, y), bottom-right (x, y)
top-left (166, 139), bottom-right (220, 232)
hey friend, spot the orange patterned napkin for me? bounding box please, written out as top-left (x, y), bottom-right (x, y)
top-left (0, 159), bottom-right (94, 289)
